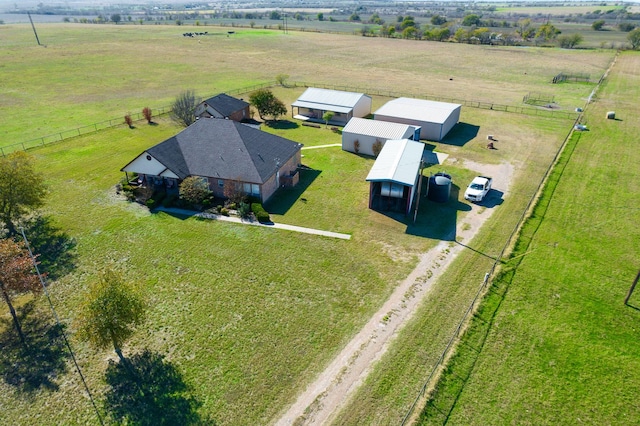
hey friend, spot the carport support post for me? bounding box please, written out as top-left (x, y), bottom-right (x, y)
top-left (624, 269), bottom-right (640, 305)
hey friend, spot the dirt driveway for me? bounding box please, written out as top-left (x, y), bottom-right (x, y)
top-left (275, 160), bottom-right (515, 425)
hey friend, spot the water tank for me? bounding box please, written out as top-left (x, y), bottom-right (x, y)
top-left (428, 172), bottom-right (452, 203)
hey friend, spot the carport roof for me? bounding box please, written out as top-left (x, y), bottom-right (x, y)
top-left (366, 139), bottom-right (425, 186)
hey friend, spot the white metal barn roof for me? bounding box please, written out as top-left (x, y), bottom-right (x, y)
top-left (292, 87), bottom-right (368, 110)
top-left (366, 139), bottom-right (425, 186)
top-left (374, 98), bottom-right (461, 124)
top-left (343, 117), bottom-right (416, 139)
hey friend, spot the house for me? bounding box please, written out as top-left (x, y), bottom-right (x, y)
top-left (291, 87), bottom-right (372, 125)
top-left (373, 98), bottom-right (461, 141)
top-left (365, 139), bottom-right (425, 215)
top-left (341, 117), bottom-right (420, 156)
top-left (121, 118), bottom-right (303, 203)
top-left (195, 93), bottom-right (250, 122)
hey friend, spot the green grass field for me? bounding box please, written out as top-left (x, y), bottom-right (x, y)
top-left (0, 23), bottom-right (631, 425)
top-left (417, 52), bottom-right (640, 425)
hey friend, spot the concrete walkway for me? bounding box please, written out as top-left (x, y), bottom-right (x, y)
top-left (302, 143), bottom-right (342, 150)
top-left (155, 207), bottom-right (351, 240)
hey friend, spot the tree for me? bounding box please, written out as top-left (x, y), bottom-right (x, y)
top-left (349, 13), bottom-right (360, 22)
top-left (372, 140), bottom-right (383, 157)
top-left (628, 28), bottom-right (640, 50)
top-left (431, 15), bottom-right (447, 26)
top-left (124, 114), bottom-right (133, 129)
top-left (535, 23), bottom-right (561, 41)
top-left (317, 12), bottom-right (324, 21)
top-left (558, 33), bottom-right (583, 49)
top-left (516, 18), bottom-right (535, 40)
top-left (322, 111), bottom-right (334, 128)
top-left (592, 20), bottom-right (605, 31)
top-left (142, 107), bottom-right (153, 124)
top-left (0, 239), bottom-right (41, 347)
top-left (179, 176), bottom-right (212, 206)
top-left (248, 89), bottom-right (287, 121)
top-left (275, 73), bottom-right (289, 87)
top-left (0, 152), bottom-right (47, 236)
top-left (462, 14), bottom-right (481, 27)
top-left (170, 90), bottom-right (200, 127)
top-left (111, 14), bottom-right (121, 24)
top-left (78, 270), bottom-right (145, 362)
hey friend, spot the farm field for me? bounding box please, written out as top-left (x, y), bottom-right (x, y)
top-left (0, 23), bottom-right (627, 425)
top-left (418, 52), bottom-right (640, 425)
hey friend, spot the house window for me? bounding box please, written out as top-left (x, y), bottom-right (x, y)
top-left (218, 179), bottom-right (224, 188)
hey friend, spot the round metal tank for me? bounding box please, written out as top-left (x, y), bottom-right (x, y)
top-left (428, 172), bottom-right (452, 203)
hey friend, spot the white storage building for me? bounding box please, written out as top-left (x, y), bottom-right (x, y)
top-left (291, 88), bottom-right (372, 125)
top-left (341, 117), bottom-right (420, 156)
top-left (365, 139), bottom-right (425, 215)
top-left (374, 98), bottom-right (461, 141)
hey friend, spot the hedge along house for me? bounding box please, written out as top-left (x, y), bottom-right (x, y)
top-left (341, 117), bottom-right (420, 156)
top-left (365, 139), bottom-right (425, 215)
top-left (195, 93), bottom-right (250, 122)
top-left (374, 98), bottom-right (461, 141)
top-left (291, 87), bottom-right (372, 126)
top-left (121, 118), bottom-right (303, 203)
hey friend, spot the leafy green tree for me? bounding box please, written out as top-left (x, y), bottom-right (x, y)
top-left (592, 20), bottom-right (605, 31)
top-left (249, 89), bottom-right (287, 121)
top-left (270, 11), bottom-right (281, 20)
top-left (349, 13), bottom-right (361, 22)
top-left (431, 15), bottom-right (447, 26)
top-left (0, 239), bottom-right (41, 347)
top-left (618, 22), bottom-right (636, 32)
top-left (403, 26), bottom-right (418, 39)
top-left (516, 18), bottom-right (535, 40)
top-left (317, 12), bottom-right (324, 21)
top-left (111, 14), bottom-right (121, 24)
top-left (0, 152), bottom-right (47, 236)
top-left (171, 90), bottom-right (201, 127)
top-left (401, 15), bottom-right (417, 30)
top-left (558, 33), bottom-right (583, 49)
top-left (628, 27), bottom-right (640, 49)
top-left (275, 73), bottom-right (289, 87)
top-left (78, 270), bottom-right (145, 362)
top-left (322, 111), bottom-right (334, 127)
top-left (179, 176), bottom-right (212, 205)
top-left (462, 14), bottom-right (481, 26)
top-left (536, 23), bottom-right (561, 41)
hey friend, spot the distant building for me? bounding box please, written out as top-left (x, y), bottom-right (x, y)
top-left (374, 98), bottom-right (461, 141)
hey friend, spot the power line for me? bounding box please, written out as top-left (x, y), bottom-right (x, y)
top-left (19, 228), bottom-right (104, 426)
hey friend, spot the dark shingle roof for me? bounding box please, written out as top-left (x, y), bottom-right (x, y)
top-left (201, 93), bottom-right (249, 117)
top-left (146, 119), bottom-right (302, 184)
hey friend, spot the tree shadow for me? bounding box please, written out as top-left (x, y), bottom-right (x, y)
top-left (104, 349), bottom-right (210, 426)
top-left (19, 214), bottom-right (77, 281)
top-left (266, 119), bottom-right (299, 130)
top-left (439, 122), bottom-right (480, 147)
top-left (0, 301), bottom-right (69, 393)
top-left (265, 165), bottom-right (322, 215)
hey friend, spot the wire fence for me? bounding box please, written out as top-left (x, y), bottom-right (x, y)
top-left (0, 82), bottom-right (275, 157)
top-left (398, 52), bottom-right (615, 426)
top-left (2, 80), bottom-right (578, 157)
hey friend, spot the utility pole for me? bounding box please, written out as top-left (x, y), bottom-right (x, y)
top-left (28, 12), bottom-right (42, 46)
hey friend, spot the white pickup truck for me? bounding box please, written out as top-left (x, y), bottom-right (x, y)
top-left (464, 176), bottom-right (492, 202)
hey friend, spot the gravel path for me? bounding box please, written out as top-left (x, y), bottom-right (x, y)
top-left (274, 160), bottom-right (514, 426)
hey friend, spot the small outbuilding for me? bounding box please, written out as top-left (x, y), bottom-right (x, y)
top-left (291, 87), bottom-right (372, 125)
top-left (195, 93), bottom-right (250, 122)
top-left (373, 97), bottom-right (461, 141)
top-left (365, 139), bottom-right (425, 215)
top-left (341, 117), bottom-right (420, 156)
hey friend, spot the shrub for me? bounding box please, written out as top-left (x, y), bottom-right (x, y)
top-left (142, 107), bottom-right (153, 124)
top-left (353, 139), bottom-right (360, 153)
top-left (179, 176), bottom-right (212, 205)
top-left (237, 202), bottom-right (251, 218)
top-left (146, 199), bottom-right (156, 209)
top-left (372, 140), bottom-right (383, 157)
top-left (124, 114), bottom-right (133, 128)
top-left (220, 208), bottom-right (230, 216)
top-left (251, 203), bottom-right (270, 223)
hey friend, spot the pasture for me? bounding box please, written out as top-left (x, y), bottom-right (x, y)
top-left (418, 52), bottom-right (640, 425)
top-left (0, 23), bottom-right (625, 425)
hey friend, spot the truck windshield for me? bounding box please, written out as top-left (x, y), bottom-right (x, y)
top-left (470, 183), bottom-right (484, 190)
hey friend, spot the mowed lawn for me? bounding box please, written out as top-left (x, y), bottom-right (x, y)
top-left (419, 52), bottom-right (640, 425)
top-left (0, 24), bottom-right (620, 425)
